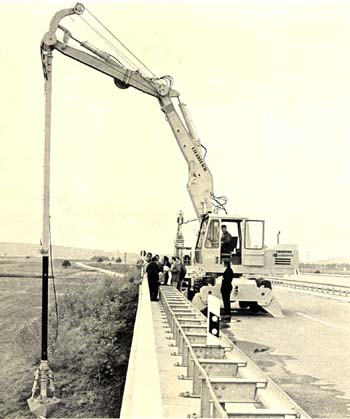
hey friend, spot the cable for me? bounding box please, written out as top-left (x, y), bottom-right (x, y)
top-left (78, 18), bottom-right (165, 95)
top-left (48, 218), bottom-right (59, 348)
top-left (211, 194), bottom-right (228, 214)
top-left (78, 15), bottom-right (138, 71)
top-left (57, 24), bottom-right (161, 96)
top-left (101, 57), bottom-right (160, 96)
top-left (182, 217), bottom-right (201, 225)
top-left (201, 143), bottom-right (208, 160)
top-left (58, 24), bottom-right (128, 70)
top-left (84, 5), bottom-right (159, 80)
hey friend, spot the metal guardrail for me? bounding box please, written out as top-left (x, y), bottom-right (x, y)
top-left (268, 277), bottom-right (350, 298)
top-left (160, 287), bottom-right (306, 419)
top-left (161, 289), bottom-right (228, 418)
top-left (120, 273), bottom-right (310, 418)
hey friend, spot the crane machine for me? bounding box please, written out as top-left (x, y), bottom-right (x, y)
top-left (41, 3), bottom-right (298, 312)
top-left (30, 4), bottom-right (300, 416)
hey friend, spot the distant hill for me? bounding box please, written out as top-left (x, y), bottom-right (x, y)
top-left (310, 257), bottom-right (350, 265)
top-left (0, 242), bottom-right (116, 260)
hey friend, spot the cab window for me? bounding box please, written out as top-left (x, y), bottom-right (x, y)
top-left (205, 220), bottom-right (220, 248)
top-left (244, 220), bottom-right (264, 250)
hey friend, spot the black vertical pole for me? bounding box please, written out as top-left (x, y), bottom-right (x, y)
top-left (42, 255), bottom-right (49, 361)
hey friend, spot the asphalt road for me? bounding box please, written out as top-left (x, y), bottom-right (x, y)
top-left (226, 287), bottom-right (350, 418)
top-left (285, 273), bottom-right (350, 287)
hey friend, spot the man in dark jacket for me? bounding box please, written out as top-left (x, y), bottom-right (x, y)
top-left (221, 259), bottom-right (234, 322)
top-left (146, 256), bottom-right (160, 301)
top-left (221, 225), bottom-right (232, 255)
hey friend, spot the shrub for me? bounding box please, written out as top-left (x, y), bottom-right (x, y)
top-left (62, 260), bottom-right (71, 268)
top-left (14, 273), bottom-right (139, 417)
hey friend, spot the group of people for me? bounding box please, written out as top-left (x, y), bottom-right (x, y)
top-left (145, 253), bottom-right (236, 322)
top-left (144, 225), bottom-right (237, 321)
top-left (144, 253), bottom-right (187, 301)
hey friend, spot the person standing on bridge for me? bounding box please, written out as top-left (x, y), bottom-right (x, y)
top-left (144, 252), bottom-right (152, 273)
top-left (221, 258), bottom-right (234, 322)
top-left (170, 256), bottom-right (180, 288)
top-left (155, 254), bottom-right (164, 284)
top-left (177, 258), bottom-right (187, 291)
top-left (162, 256), bottom-right (171, 285)
top-left (146, 256), bottom-right (160, 301)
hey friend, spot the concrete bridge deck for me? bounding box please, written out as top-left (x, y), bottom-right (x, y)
top-left (120, 279), bottom-right (311, 419)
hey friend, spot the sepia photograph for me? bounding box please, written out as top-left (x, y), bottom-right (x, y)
top-left (1, 1), bottom-right (350, 418)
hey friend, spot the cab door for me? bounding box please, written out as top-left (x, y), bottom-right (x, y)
top-left (194, 216), bottom-right (209, 264)
top-left (242, 220), bottom-right (265, 267)
top-left (202, 219), bottom-right (220, 269)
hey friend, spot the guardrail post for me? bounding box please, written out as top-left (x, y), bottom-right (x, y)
top-left (200, 381), bottom-right (212, 418)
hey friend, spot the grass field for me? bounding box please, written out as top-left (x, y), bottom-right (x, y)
top-left (0, 257), bottom-right (138, 418)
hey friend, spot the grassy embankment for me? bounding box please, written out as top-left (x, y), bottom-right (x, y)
top-left (0, 257), bottom-right (139, 418)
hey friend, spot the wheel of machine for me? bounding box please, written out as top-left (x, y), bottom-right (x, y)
top-left (249, 302), bottom-right (262, 313)
top-left (254, 278), bottom-right (272, 290)
top-left (239, 301), bottom-right (250, 309)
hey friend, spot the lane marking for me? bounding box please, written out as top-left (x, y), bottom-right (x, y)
top-left (296, 312), bottom-right (340, 329)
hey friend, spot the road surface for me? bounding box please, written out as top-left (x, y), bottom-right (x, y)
top-left (225, 286), bottom-right (350, 418)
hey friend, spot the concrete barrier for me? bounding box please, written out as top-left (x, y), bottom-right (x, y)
top-left (120, 276), bottom-right (163, 418)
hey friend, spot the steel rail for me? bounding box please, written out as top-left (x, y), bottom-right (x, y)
top-left (160, 287), bottom-right (310, 419)
top-left (268, 277), bottom-right (350, 298)
top-left (160, 290), bottom-right (228, 418)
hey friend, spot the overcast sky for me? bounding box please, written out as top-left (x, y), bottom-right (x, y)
top-left (1, 0), bottom-right (350, 260)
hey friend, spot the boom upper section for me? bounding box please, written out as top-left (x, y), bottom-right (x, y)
top-left (41, 2), bottom-right (226, 218)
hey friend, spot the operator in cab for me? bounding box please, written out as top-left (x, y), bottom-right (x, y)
top-left (221, 224), bottom-right (232, 255)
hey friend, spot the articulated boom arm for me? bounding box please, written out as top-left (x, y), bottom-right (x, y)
top-left (42, 3), bottom-right (218, 218)
top-left (159, 96), bottom-right (214, 217)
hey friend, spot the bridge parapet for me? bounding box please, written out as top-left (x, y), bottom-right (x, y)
top-left (121, 280), bottom-right (311, 418)
top-left (120, 276), bottom-right (163, 418)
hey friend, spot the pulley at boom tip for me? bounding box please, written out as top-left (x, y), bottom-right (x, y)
top-left (73, 3), bottom-right (85, 15)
